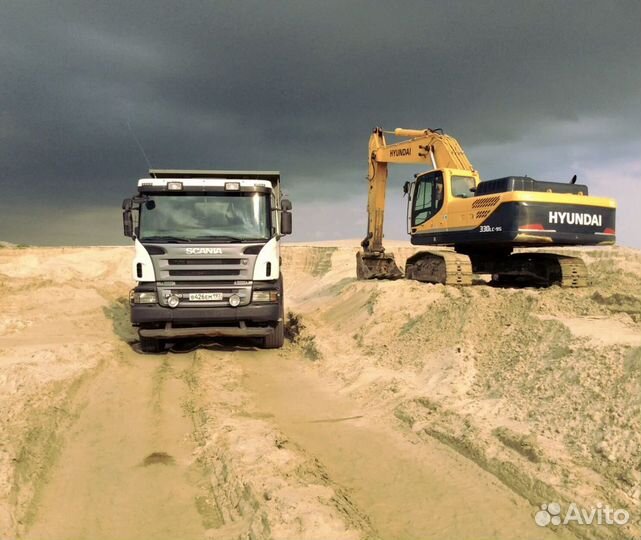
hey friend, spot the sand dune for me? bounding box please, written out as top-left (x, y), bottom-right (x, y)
top-left (0, 244), bottom-right (638, 540)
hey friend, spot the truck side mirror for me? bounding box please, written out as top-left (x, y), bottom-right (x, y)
top-left (122, 199), bottom-right (134, 238)
top-left (403, 181), bottom-right (410, 195)
top-left (281, 199), bottom-right (292, 211)
top-left (123, 210), bottom-right (134, 238)
top-left (281, 210), bottom-right (292, 235)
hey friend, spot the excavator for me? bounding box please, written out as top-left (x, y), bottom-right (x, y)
top-left (357, 127), bottom-right (616, 286)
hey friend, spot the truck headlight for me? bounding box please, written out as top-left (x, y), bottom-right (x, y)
top-left (130, 291), bottom-right (158, 304)
top-left (252, 290), bottom-right (279, 303)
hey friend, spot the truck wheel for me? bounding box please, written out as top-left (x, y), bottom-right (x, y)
top-left (262, 294), bottom-right (285, 349)
top-left (139, 337), bottom-right (163, 354)
top-left (262, 318), bottom-right (284, 349)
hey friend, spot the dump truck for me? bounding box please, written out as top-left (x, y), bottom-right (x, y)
top-left (122, 169), bottom-right (292, 352)
top-left (357, 127), bottom-right (616, 286)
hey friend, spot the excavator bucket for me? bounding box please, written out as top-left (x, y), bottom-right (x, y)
top-left (356, 251), bottom-right (404, 280)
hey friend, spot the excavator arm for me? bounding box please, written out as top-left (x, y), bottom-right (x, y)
top-left (372, 128), bottom-right (474, 171)
top-left (357, 127), bottom-right (475, 279)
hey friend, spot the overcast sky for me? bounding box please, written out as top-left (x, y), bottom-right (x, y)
top-left (1, 0), bottom-right (639, 247)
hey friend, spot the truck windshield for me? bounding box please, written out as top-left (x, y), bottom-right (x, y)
top-left (139, 192), bottom-right (270, 243)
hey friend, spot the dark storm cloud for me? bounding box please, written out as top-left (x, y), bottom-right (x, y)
top-left (0, 0), bottom-right (639, 244)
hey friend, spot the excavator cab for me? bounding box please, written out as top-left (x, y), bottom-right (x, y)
top-left (406, 169), bottom-right (479, 235)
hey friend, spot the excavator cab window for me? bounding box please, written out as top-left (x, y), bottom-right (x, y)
top-left (451, 175), bottom-right (476, 198)
top-left (412, 172), bottom-right (443, 226)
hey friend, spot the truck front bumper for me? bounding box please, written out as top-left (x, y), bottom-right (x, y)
top-left (131, 303), bottom-right (280, 326)
top-left (138, 324), bottom-right (274, 339)
top-left (133, 304), bottom-right (279, 339)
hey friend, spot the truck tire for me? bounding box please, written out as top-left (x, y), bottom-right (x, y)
top-left (139, 336), bottom-right (163, 354)
top-left (262, 318), bottom-right (284, 349)
top-left (261, 290), bottom-right (285, 349)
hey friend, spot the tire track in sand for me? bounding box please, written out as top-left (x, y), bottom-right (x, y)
top-left (25, 346), bottom-right (217, 540)
top-left (238, 352), bottom-right (576, 540)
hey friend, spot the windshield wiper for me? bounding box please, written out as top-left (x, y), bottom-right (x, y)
top-left (192, 234), bottom-right (269, 243)
top-left (140, 235), bottom-right (193, 243)
top-left (191, 235), bottom-right (246, 243)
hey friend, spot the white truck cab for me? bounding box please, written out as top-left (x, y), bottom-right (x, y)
top-left (122, 170), bottom-right (292, 352)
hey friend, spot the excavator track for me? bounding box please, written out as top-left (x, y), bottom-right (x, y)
top-left (492, 253), bottom-right (588, 288)
top-left (404, 250), bottom-right (473, 286)
top-left (556, 255), bottom-right (589, 287)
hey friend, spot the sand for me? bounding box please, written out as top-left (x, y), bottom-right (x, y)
top-left (0, 243), bottom-right (638, 540)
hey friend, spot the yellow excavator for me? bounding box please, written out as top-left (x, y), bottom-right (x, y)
top-left (357, 127), bottom-right (616, 286)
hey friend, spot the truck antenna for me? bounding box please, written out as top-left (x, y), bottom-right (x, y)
top-left (125, 119), bottom-right (153, 173)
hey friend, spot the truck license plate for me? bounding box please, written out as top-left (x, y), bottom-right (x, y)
top-left (188, 292), bottom-right (223, 301)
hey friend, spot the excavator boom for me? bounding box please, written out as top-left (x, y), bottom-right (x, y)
top-left (375, 128), bottom-right (474, 171)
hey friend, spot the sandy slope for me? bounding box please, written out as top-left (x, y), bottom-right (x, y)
top-left (0, 244), bottom-right (638, 540)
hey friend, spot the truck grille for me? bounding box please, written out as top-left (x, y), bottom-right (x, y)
top-left (168, 258), bottom-right (242, 265)
top-left (169, 269), bottom-right (241, 277)
top-left (151, 246), bottom-right (256, 282)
